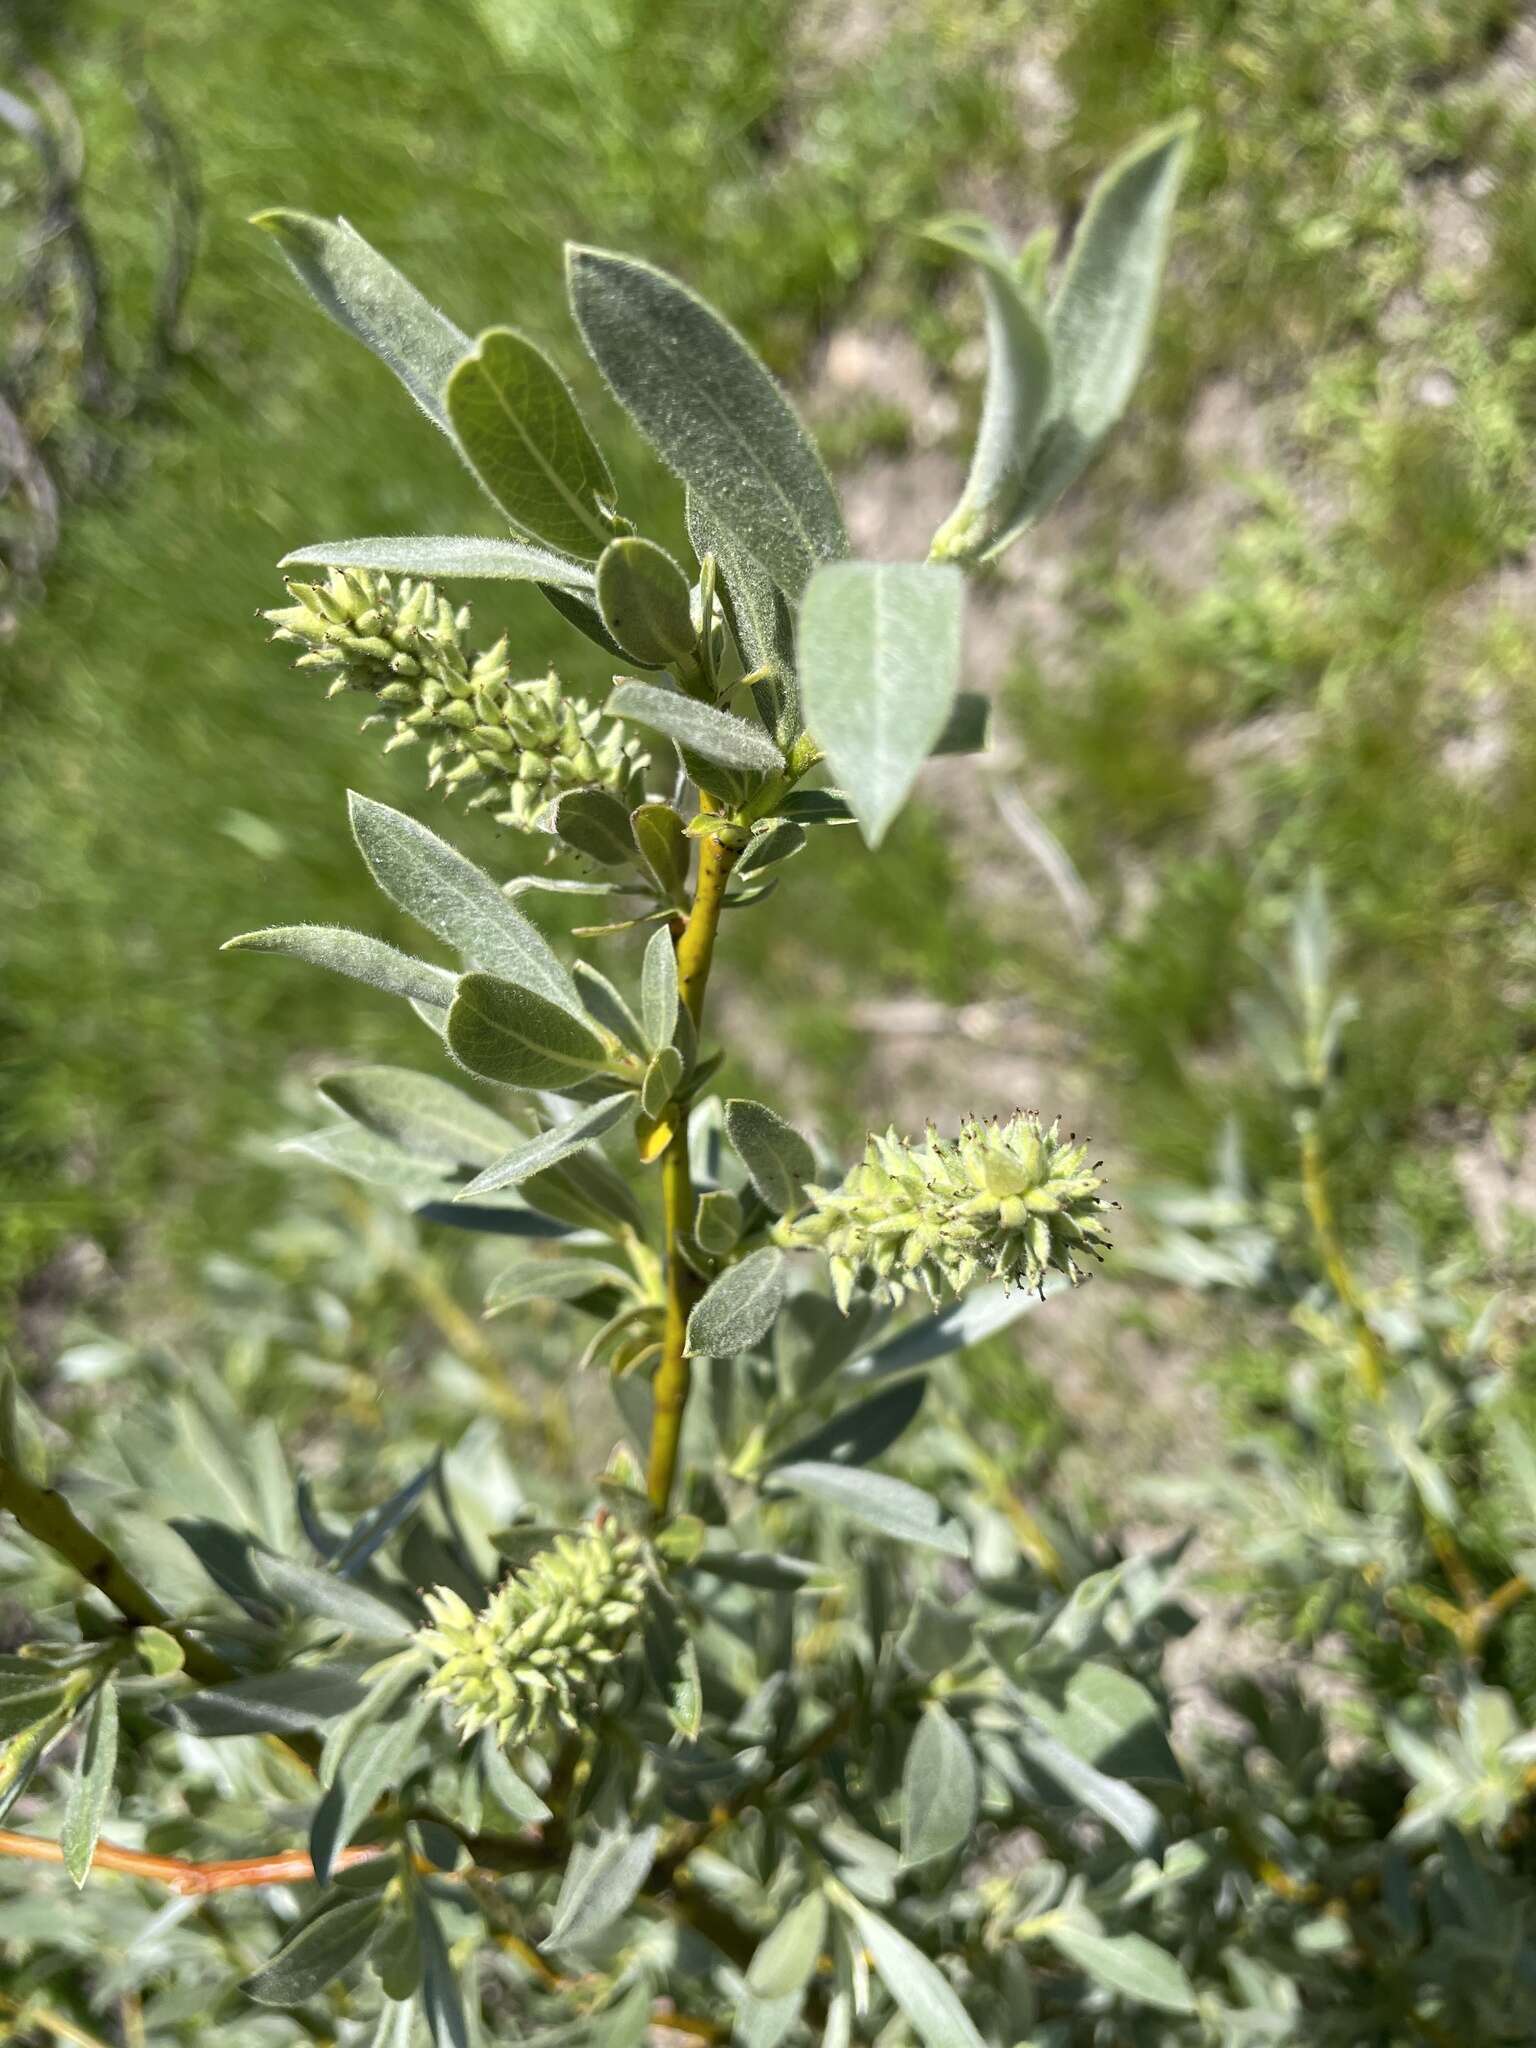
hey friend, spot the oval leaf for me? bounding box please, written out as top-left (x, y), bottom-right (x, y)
top-left (901, 1705), bottom-right (977, 1867)
top-left (841, 1897), bottom-right (984, 2048)
top-left (448, 974), bottom-right (612, 1090)
top-left (799, 562), bottom-right (964, 848)
top-left (447, 327), bottom-right (615, 559)
top-left (567, 245), bottom-right (846, 598)
top-left (1047, 1926), bottom-right (1196, 2016)
top-left (640, 926), bottom-right (680, 1051)
top-left (747, 1889), bottom-right (828, 1999)
top-left (596, 536), bottom-right (698, 667)
top-left (724, 1097), bottom-right (815, 1214)
top-left (685, 1248), bottom-right (786, 1357)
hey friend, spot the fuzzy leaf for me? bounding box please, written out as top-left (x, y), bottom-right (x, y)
top-left (771, 1378), bottom-right (926, 1473)
top-left (688, 490), bottom-right (799, 738)
top-left (685, 1248), bottom-right (786, 1357)
top-left (844, 1279), bottom-right (1062, 1384)
top-left (799, 562), bottom-right (964, 847)
top-left (61, 1680), bottom-right (118, 1888)
top-left (640, 926), bottom-right (680, 1051)
top-left (641, 1046), bottom-right (684, 1118)
top-left (724, 1097), bottom-right (815, 1213)
top-left (280, 533), bottom-right (594, 589)
top-left (607, 680), bottom-right (783, 775)
top-left (162, 1666), bottom-right (369, 1739)
top-left (446, 327), bottom-right (614, 558)
top-left (1014, 1716), bottom-right (1163, 1855)
top-left (747, 1890), bottom-right (827, 2000)
top-left (551, 787), bottom-right (639, 867)
top-left (456, 1094), bottom-right (637, 1200)
top-left (568, 245), bottom-right (846, 597)
top-left (243, 1895), bottom-right (383, 2005)
top-left (631, 802), bottom-right (691, 902)
top-left (221, 925), bottom-right (455, 1009)
top-left (447, 974), bottom-right (612, 1090)
top-left (254, 211), bottom-right (466, 431)
top-left (1047, 1926), bottom-right (1196, 2015)
top-left (318, 1066), bottom-right (522, 1169)
top-left (349, 793), bottom-right (581, 1016)
top-left (925, 216), bottom-right (1055, 565)
top-left (484, 1256), bottom-right (631, 1313)
top-left (768, 1463), bottom-right (968, 1557)
top-left (546, 1820), bottom-right (660, 1952)
top-left (841, 1897), bottom-right (985, 2048)
top-left (311, 1694), bottom-right (436, 1885)
top-left (994, 117), bottom-right (1194, 546)
top-left (415, 1890), bottom-right (471, 2048)
top-left (596, 536), bottom-right (697, 666)
top-left (902, 1704), bottom-right (977, 1867)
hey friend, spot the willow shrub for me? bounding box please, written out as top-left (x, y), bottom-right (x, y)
top-left (16, 116), bottom-right (1529, 2048)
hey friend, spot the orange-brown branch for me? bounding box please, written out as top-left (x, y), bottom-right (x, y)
top-left (0, 1826), bottom-right (387, 1894)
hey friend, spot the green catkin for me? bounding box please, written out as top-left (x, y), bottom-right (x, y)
top-left (266, 568), bottom-right (648, 829)
top-left (417, 1523), bottom-right (648, 1747)
top-left (778, 1110), bottom-right (1111, 1310)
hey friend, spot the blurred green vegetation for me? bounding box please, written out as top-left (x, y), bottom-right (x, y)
top-left (6, 0), bottom-right (1536, 1349)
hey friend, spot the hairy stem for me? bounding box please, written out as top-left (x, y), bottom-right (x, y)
top-left (646, 830), bottom-right (740, 1515)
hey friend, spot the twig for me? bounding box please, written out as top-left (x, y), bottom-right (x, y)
top-left (0, 1827), bottom-right (386, 1895)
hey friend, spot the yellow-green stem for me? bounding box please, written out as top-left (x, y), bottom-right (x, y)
top-left (646, 830), bottom-right (740, 1514)
top-left (1297, 1120), bottom-right (1387, 1401)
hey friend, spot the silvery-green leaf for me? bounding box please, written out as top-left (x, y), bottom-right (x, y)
top-left (221, 925), bottom-right (455, 1009)
top-left (641, 1046), bottom-right (684, 1118)
top-left (160, 1666), bottom-right (369, 1739)
top-left (447, 974), bottom-right (612, 1090)
top-left (551, 787), bottom-right (640, 870)
top-left (1013, 1715), bottom-right (1163, 1854)
top-left (992, 116), bottom-right (1194, 548)
top-left (415, 1890), bottom-right (471, 2048)
top-left (694, 1188), bottom-right (742, 1256)
top-left (799, 562), bottom-right (964, 847)
top-left (318, 1066), bottom-right (522, 1169)
top-left (641, 925), bottom-right (680, 1050)
top-left (349, 792), bottom-right (581, 1016)
top-left (685, 1248), bottom-right (786, 1357)
top-left (747, 1890), bottom-right (827, 1999)
top-left (631, 802), bottom-right (691, 903)
top-left (485, 1257), bottom-right (632, 1314)
top-left (547, 1819), bottom-right (660, 1952)
top-left (568, 244), bottom-right (846, 598)
top-left (280, 533), bottom-right (594, 589)
top-left (286, 1122), bottom-right (448, 1193)
top-left (257, 1554), bottom-right (414, 1638)
top-left (778, 790), bottom-right (855, 827)
top-left (254, 211), bottom-right (466, 432)
top-left (925, 216), bottom-right (1055, 566)
top-left (1011, 1661), bottom-right (1181, 1785)
top-left (687, 490), bottom-right (799, 741)
top-left (574, 961), bottom-right (649, 1055)
top-left (724, 1098), bottom-right (815, 1214)
top-left (901, 1704), bottom-right (977, 1867)
top-left (243, 1894), bottom-right (384, 2006)
top-left (456, 1094), bottom-right (637, 1200)
top-left (310, 1693), bottom-right (436, 1885)
top-left (839, 1897), bottom-right (985, 2048)
top-left (480, 1727), bottom-right (553, 1824)
top-left (446, 327), bottom-right (614, 558)
top-left (597, 536), bottom-right (698, 667)
top-left (767, 1463), bottom-right (968, 1558)
top-left (1046, 1926), bottom-right (1196, 2015)
top-left (607, 680), bottom-right (783, 775)
top-left (736, 820), bottom-right (806, 878)
top-left (61, 1679), bottom-right (118, 1888)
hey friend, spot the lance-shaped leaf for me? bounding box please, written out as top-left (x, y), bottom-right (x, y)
top-left (990, 115), bottom-right (1194, 549)
top-left (456, 1093), bottom-right (638, 1200)
top-left (838, 1897), bottom-right (985, 2048)
top-left (724, 1097), bottom-right (815, 1213)
top-left (546, 1819), bottom-right (660, 1952)
top-left (446, 327), bottom-right (615, 559)
top-left (688, 490), bottom-right (799, 740)
top-left (925, 216), bottom-right (1055, 566)
top-left (61, 1679), bottom-right (118, 1888)
top-left (221, 925), bottom-right (455, 1008)
top-left (567, 244), bottom-right (846, 598)
top-left (596, 536), bottom-right (698, 667)
top-left (318, 1066), bottom-right (523, 1169)
top-left (640, 925), bottom-right (679, 1050)
top-left (767, 1463), bottom-right (968, 1557)
top-left (747, 1890), bottom-right (828, 2000)
top-left (607, 680), bottom-right (783, 775)
top-left (686, 1247), bottom-right (786, 1357)
top-left (448, 973), bottom-right (613, 1090)
top-left (901, 1704), bottom-right (977, 1867)
top-left (349, 792), bottom-right (582, 1017)
top-left (254, 211), bottom-right (467, 432)
top-left (800, 561), bottom-right (964, 847)
top-left (243, 1894), bottom-right (384, 2006)
top-left (1046, 1927), bottom-right (1197, 2015)
top-left (280, 534), bottom-right (595, 589)
top-left (1013, 1714), bottom-right (1164, 1855)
